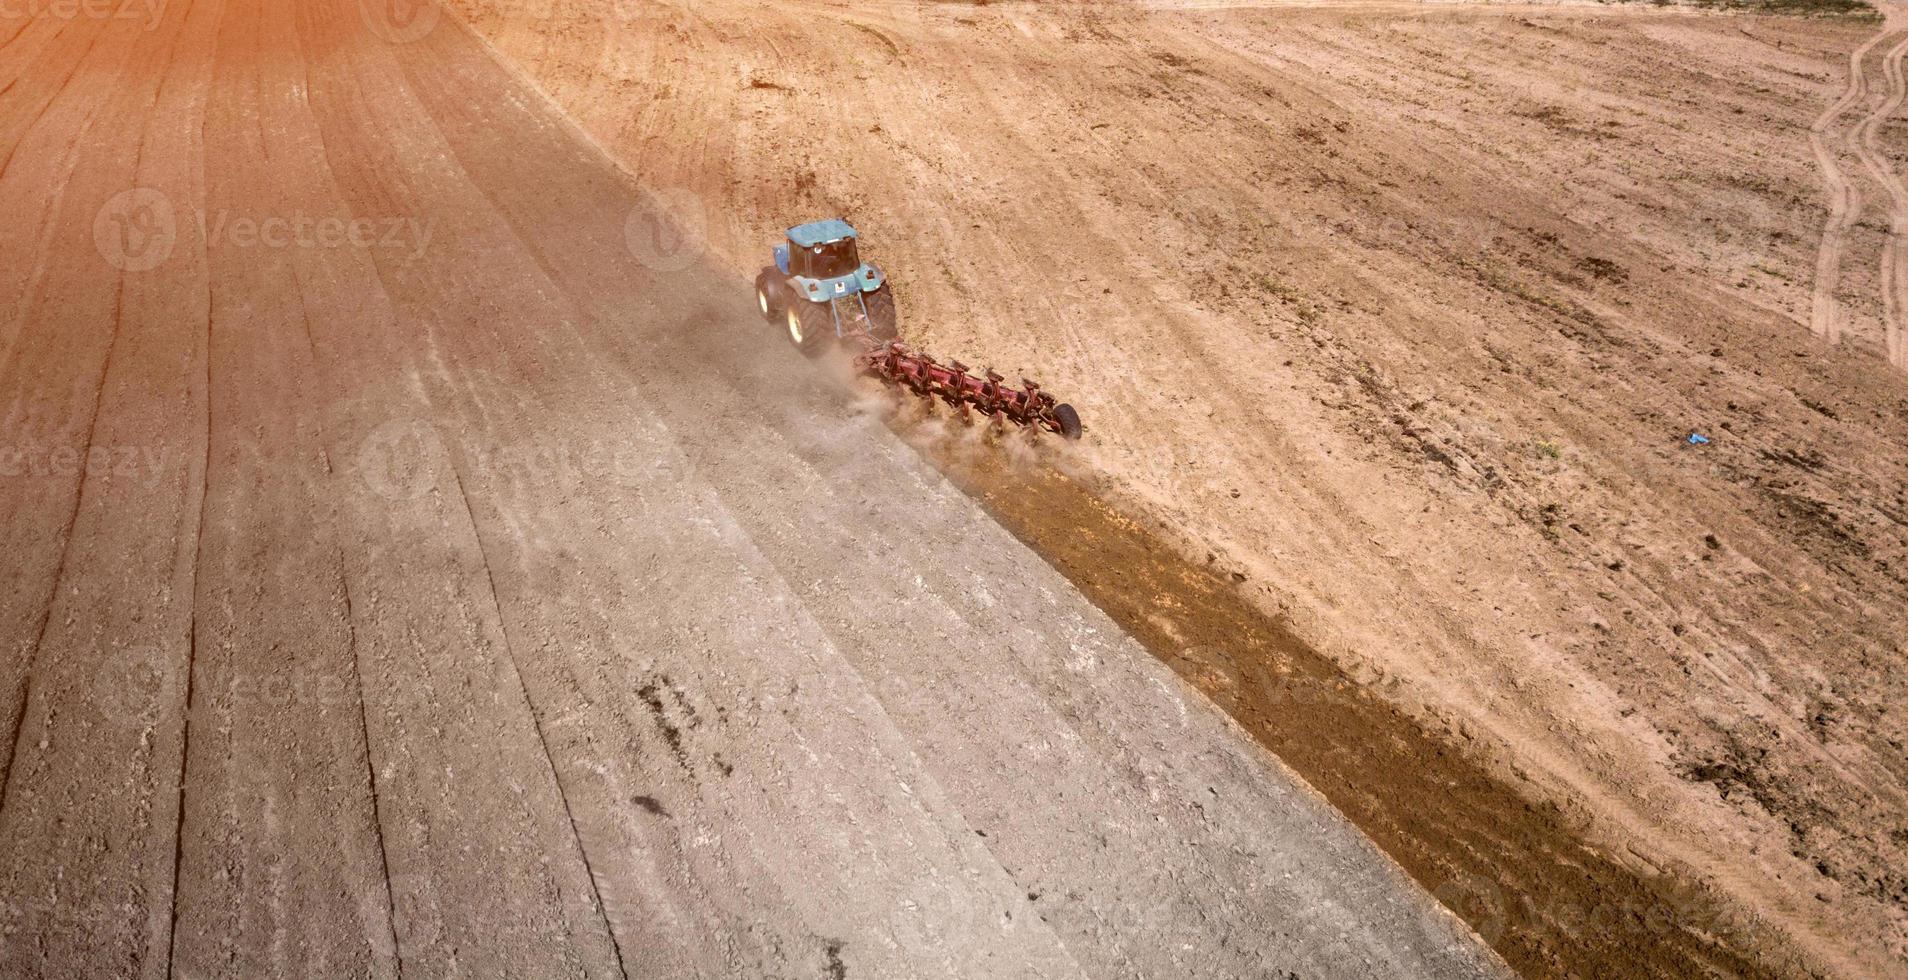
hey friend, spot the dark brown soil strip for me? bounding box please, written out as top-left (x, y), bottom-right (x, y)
top-left (921, 445), bottom-right (1792, 979)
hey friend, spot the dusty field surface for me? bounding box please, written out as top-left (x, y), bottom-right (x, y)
top-left (0, 0), bottom-right (1509, 976)
top-left (445, 0), bottom-right (1908, 974)
top-left (928, 440), bottom-right (1773, 978)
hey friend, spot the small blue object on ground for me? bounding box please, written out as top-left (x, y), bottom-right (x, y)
top-left (1687, 433), bottom-right (1711, 446)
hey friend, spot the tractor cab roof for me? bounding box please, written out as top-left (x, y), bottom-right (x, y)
top-left (787, 218), bottom-right (857, 248)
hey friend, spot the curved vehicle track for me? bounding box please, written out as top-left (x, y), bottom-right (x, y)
top-left (0, 0), bottom-right (1505, 976)
top-left (1856, 26), bottom-right (1908, 369)
top-left (1810, 2), bottom-right (1908, 369)
top-left (1808, 21), bottom-right (1890, 343)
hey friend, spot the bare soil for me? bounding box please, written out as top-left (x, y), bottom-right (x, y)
top-left (929, 438), bottom-right (1776, 977)
top-left (449, 0), bottom-right (1908, 974)
top-left (0, 0), bottom-right (1509, 975)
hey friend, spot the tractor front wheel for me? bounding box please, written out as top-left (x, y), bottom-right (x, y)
top-left (754, 268), bottom-right (781, 322)
top-left (864, 285), bottom-right (899, 341)
top-left (785, 299), bottom-right (832, 357)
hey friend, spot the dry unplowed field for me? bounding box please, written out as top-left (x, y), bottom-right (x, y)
top-left (448, 0), bottom-right (1908, 973)
top-left (0, 0), bottom-right (1508, 976)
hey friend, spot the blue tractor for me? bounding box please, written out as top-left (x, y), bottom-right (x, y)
top-left (755, 218), bottom-right (1085, 440)
top-left (755, 218), bottom-right (898, 355)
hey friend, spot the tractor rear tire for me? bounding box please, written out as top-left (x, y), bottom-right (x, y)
top-left (785, 299), bottom-right (832, 357)
top-left (754, 268), bottom-right (781, 322)
top-left (1053, 403), bottom-right (1083, 440)
top-left (864, 285), bottom-right (899, 341)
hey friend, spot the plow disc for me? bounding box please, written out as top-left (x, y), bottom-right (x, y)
top-left (854, 340), bottom-right (1083, 440)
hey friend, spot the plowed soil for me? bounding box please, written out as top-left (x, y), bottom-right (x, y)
top-left (931, 440), bottom-right (1772, 977)
top-left (0, 0), bottom-right (1511, 976)
top-left (447, 0), bottom-right (1908, 974)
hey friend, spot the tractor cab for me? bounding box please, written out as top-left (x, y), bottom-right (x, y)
top-left (757, 218), bottom-right (897, 352)
top-left (775, 219), bottom-right (866, 283)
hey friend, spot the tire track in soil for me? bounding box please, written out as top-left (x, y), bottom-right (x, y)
top-left (274, 0), bottom-right (647, 971)
top-left (1809, 22), bottom-right (1893, 344)
top-left (443, 461), bottom-right (634, 980)
top-left (0, 1), bottom-right (215, 972)
top-left (336, 558), bottom-right (405, 979)
top-left (1857, 31), bottom-right (1908, 370)
top-left (0, 4), bottom-right (165, 828)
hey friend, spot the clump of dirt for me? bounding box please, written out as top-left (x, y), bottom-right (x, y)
top-left (922, 444), bottom-right (1790, 979)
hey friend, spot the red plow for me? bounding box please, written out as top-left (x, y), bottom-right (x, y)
top-left (854, 340), bottom-right (1082, 440)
